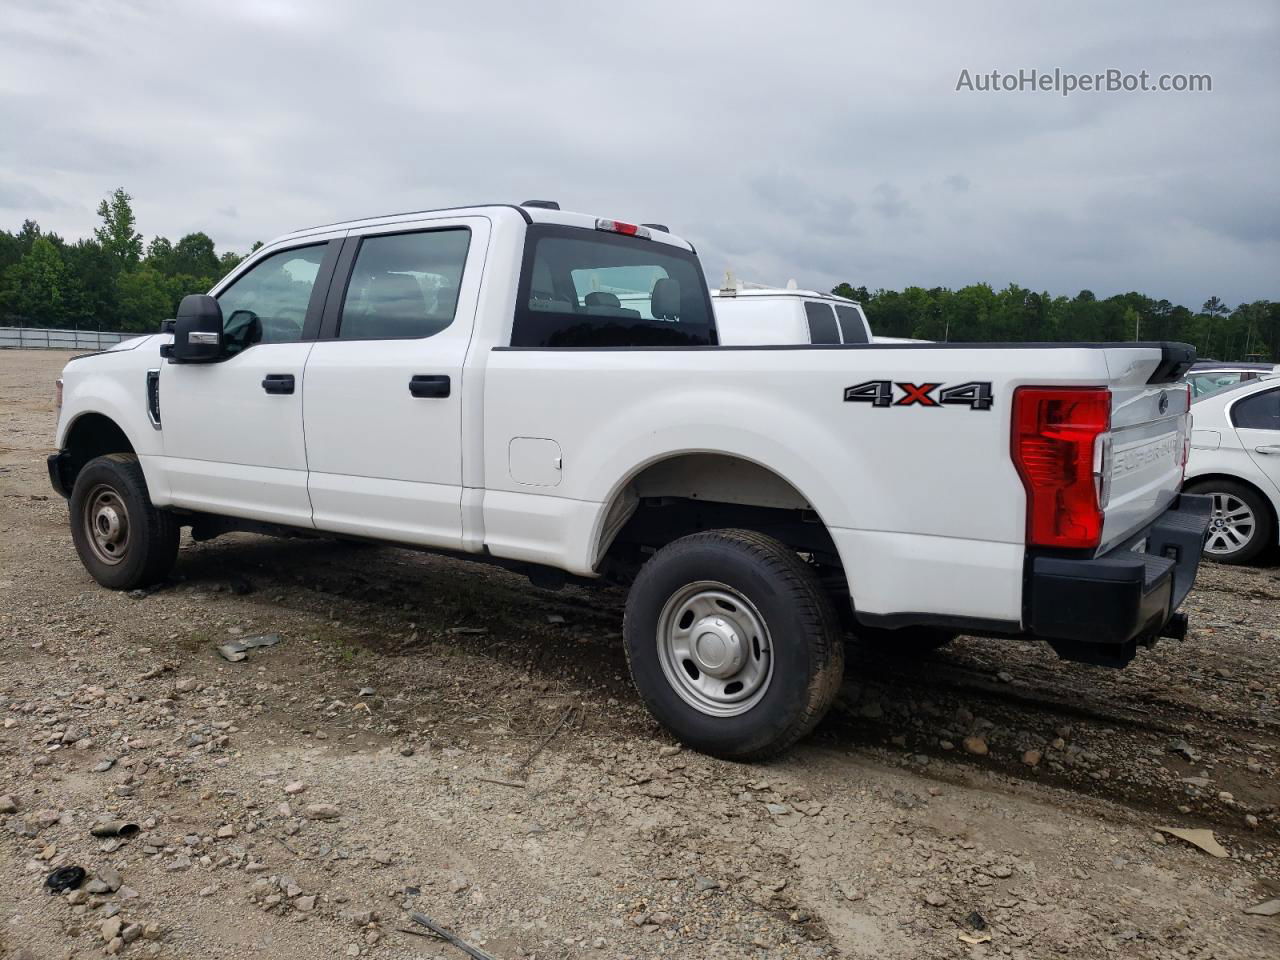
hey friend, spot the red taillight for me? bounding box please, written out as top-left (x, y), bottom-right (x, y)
top-left (595, 218), bottom-right (650, 239)
top-left (1012, 386), bottom-right (1111, 549)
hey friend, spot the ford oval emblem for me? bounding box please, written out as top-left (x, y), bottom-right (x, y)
top-left (1158, 393), bottom-right (1169, 414)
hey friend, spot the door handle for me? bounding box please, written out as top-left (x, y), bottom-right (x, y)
top-left (262, 374), bottom-right (295, 395)
top-left (1255, 444), bottom-right (1280, 455)
top-left (409, 374), bottom-right (451, 398)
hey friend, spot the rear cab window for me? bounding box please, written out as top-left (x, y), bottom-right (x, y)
top-left (511, 225), bottom-right (716, 347)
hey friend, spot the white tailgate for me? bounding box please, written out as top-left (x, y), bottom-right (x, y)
top-left (1102, 371), bottom-right (1189, 551)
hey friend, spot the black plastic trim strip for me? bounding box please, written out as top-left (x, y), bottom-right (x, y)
top-left (299, 239), bottom-right (344, 341)
top-left (854, 610), bottom-right (1022, 636)
top-left (316, 236), bottom-right (360, 341)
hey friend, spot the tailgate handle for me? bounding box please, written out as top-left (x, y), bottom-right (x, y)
top-left (1256, 445), bottom-right (1280, 456)
top-left (409, 374), bottom-right (451, 398)
top-left (261, 374), bottom-right (295, 395)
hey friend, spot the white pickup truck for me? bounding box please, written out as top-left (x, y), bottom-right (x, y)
top-left (49, 202), bottom-right (1210, 759)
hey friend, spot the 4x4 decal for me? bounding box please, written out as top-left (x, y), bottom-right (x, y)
top-left (844, 380), bottom-right (994, 410)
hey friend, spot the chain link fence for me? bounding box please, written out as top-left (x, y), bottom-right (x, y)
top-left (0, 326), bottom-right (137, 350)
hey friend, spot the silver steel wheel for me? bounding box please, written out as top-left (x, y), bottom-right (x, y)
top-left (656, 580), bottom-right (773, 718)
top-left (81, 483), bottom-right (131, 566)
top-left (1204, 492), bottom-right (1256, 556)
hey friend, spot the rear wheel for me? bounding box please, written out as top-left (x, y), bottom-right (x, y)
top-left (69, 454), bottom-right (180, 589)
top-left (1185, 479), bottom-right (1273, 565)
top-left (623, 529), bottom-right (844, 760)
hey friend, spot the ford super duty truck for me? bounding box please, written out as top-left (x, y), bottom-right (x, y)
top-left (48, 201), bottom-right (1210, 759)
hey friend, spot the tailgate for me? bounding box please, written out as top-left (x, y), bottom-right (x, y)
top-left (1100, 354), bottom-right (1191, 551)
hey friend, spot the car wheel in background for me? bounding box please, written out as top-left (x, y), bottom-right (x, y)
top-left (1184, 479), bottom-right (1273, 565)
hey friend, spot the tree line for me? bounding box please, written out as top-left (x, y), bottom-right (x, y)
top-left (0, 188), bottom-right (1274, 360)
top-left (0, 188), bottom-right (257, 333)
top-left (834, 282), bottom-right (1278, 362)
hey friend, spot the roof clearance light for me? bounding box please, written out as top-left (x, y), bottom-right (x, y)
top-left (595, 218), bottom-right (651, 240)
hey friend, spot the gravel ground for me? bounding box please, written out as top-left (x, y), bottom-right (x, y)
top-left (1, 349), bottom-right (1277, 960)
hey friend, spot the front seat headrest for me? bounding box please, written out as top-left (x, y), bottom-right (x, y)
top-left (584, 291), bottom-right (621, 308)
top-left (370, 272), bottom-right (426, 317)
top-left (651, 277), bottom-right (681, 320)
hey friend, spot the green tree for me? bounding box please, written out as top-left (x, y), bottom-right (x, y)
top-left (94, 188), bottom-right (143, 267)
top-left (114, 265), bottom-right (174, 332)
top-left (831, 282), bottom-right (871, 302)
top-left (0, 228), bottom-right (21, 276)
top-left (217, 249), bottom-right (244, 275)
top-left (62, 239), bottom-right (120, 326)
top-left (0, 236), bottom-right (78, 325)
top-left (170, 232), bottom-right (220, 278)
top-left (145, 236), bottom-right (175, 274)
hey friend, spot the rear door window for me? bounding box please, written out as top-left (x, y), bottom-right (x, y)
top-left (338, 229), bottom-right (470, 341)
top-left (512, 225), bottom-right (716, 347)
top-left (804, 302), bottom-right (840, 344)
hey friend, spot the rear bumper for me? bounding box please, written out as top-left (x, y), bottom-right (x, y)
top-left (1027, 493), bottom-right (1211, 665)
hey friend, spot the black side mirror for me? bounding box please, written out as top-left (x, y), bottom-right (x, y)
top-left (161, 295), bottom-right (223, 363)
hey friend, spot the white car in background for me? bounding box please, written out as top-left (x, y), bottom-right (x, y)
top-left (1185, 377), bottom-right (1280, 563)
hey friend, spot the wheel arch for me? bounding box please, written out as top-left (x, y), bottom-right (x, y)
top-left (590, 450), bottom-right (841, 569)
top-left (55, 412), bottom-right (139, 496)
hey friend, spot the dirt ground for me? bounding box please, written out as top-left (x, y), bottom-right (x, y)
top-left (1, 348), bottom-right (1277, 960)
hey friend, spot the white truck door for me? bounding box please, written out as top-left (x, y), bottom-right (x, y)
top-left (1232, 384), bottom-right (1280, 498)
top-left (159, 239), bottom-right (342, 526)
top-left (302, 217), bottom-right (490, 549)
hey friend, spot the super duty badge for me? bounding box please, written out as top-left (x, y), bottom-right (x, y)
top-left (844, 380), bottom-right (994, 410)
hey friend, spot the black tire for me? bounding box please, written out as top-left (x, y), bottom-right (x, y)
top-left (1184, 479), bottom-right (1274, 565)
top-left (856, 626), bottom-right (956, 656)
top-left (623, 529), bottom-right (844, 761)
top-left (69, 453), bottom-right (180, 589)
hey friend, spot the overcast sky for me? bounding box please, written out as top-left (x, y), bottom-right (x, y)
top-left (1, 0), bottom-right (1275, 307)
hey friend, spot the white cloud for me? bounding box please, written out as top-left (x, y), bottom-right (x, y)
top-left (0, 0), bottom-right (1275, 306)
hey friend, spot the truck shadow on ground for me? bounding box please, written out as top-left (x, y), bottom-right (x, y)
top-left (166, 534), bottom-right (1279, 852)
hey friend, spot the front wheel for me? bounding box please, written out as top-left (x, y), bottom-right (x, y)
top-left (69, 454), bottom-right (180, 589)
top-left (1184, 479), bottom-right (1273, 565)
top-left (623, 529), bottom-right (844, 760)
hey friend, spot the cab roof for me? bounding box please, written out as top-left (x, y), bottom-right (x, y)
top-left (269, 203), bottom-right (696, 253)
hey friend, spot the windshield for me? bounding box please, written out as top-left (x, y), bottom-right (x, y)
top-left (511, 225), bottom-right (716, 347)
